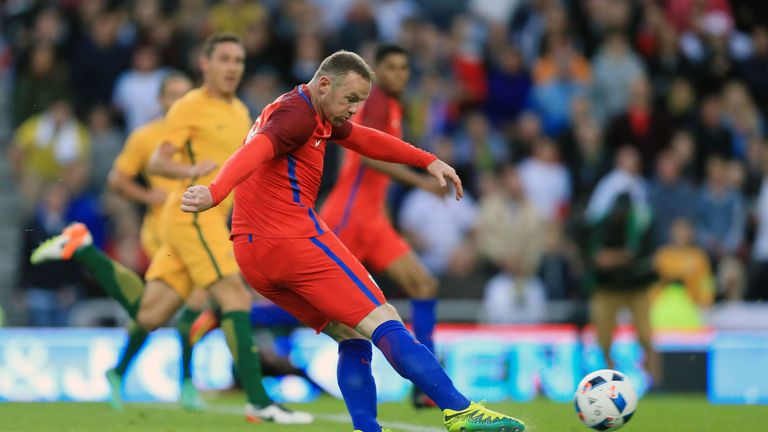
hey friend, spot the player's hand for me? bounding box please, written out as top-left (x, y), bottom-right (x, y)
top-left (145, 188), bottom-right (167, 206)
top-left (426, 159), bottom-right (463, 200)
top-left (190, 160), bottom-right (218, 178)
top-left (181, 185), bottom-right (214, 213)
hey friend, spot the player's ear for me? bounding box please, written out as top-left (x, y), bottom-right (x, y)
top-left (318, 75), bottom-right (333, 94)
top-left (198, 55), bottom-right (208, 75)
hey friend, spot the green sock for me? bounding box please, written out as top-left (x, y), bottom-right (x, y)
top-left (73, 246), bottom-right (144, 319)
top-left (115, 322), bottom-right (149, 376)
top-left (221, 311), bottom-right (272, 407)
top-left (177, 308), bottom-right (201, 380)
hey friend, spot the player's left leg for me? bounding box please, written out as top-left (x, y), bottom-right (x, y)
top-left (627, 289), bottom-right (660, 384)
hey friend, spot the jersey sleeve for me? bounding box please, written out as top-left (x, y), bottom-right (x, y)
top-left (112, 130), bottom-right (146, 176)
top-left (333, 122), bottom-right (436, 168)
top-left (208, 133), bottom-right (276, 205)
top-left (163, 98), bottom-right (197, 150)
top-left (257, 105), bottom-right (316, 157)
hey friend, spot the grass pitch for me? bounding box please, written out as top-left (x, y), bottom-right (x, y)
top-left (0, 392), bottom-right (765, 432)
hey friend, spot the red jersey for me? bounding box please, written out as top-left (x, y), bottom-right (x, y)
top-left (321, 85), bottom-right (402, 229)
top-left (208, 85), bottom-right (436, 239)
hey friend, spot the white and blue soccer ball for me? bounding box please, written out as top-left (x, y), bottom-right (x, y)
top-left (574, 369), bottom-right (638, 431)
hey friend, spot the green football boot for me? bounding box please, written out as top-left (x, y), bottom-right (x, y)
top-left (180, 379), bottom-right (203, 411)
top-left (105, 368), bottom-right (123, 411)
top-left (443, 401), bottom-right (525, 432)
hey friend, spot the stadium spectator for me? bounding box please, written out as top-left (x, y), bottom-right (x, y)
top-left (738, 25), bottom-right (768, 114)
top-left (586, 146), bottom-right (647, 223)
top-left (11, 42), bottom-right (70, 127)
top-left (531, 32), bottom-right (591, 136)
top-left (112, 45), bottom-right (168, 132)
top-left (695, 155), bottom-right (746, 261)
top-left (71, 11), bottom-right (132, 115)
top-left (606, 76), bottom-right (673, 175)
top-left (484, 43), bottom-right (532, 130)
top-left (590, 31), bottom-right (646, 126)
top-left (584, 192), bottom-right (659, 379)
top-left (653, 217), bottom-right (715, 308)
top-left (399, 141), bottom-right (478, 277)
top-left (209, 0), bottom-right (267, 38)
top-left (648, 150), bottom-right (697, 247)
top-left (17, 182), bottom-right (84, 327)
top-left (86, 106), bottom-right (123, 191)
top-left (8, 100), bottom-right (91, 215)
top-left (518, 137), bottom-right (571, 220)
top-left (452, 110), bottom-right (508, 193)
top-left (691, 94), bottom-right (733, 178)
top-left (562, 118), bottom-right (611, 207)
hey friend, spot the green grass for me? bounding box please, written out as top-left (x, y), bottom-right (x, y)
top-left (0, 392), bottom-right (766, 432)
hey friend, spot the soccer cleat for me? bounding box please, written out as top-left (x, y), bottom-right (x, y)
top-left (412, 386), bottom-right (438, 409)
top-left (189, 308), bottom-right (219, 345)
top-left (443, 401), bottom-right (525, 432)
top-left (353, 429), bottom-right (392, 432)
top-left (105, 368), bottom-right (123, 411)
top-left (180, 378), bottom-right (203, 412)
top-left (30, 222), bottom-right (92, 264)
top-left (245, 403), bottom-right (314, 424)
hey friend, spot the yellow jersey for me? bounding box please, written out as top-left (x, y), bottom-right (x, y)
top-left (162, 87), bottom-right (252, 219)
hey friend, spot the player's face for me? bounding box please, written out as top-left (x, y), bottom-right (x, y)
top-left (159, 77), bottom-right (192, 112)
top-left (319, 72), bottom-right (371, 126)
top-left (375, 53), bottom-right (409, 97)
top-left (201, 41), bottom-right (245, 97)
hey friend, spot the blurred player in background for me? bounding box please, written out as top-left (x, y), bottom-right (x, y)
top-left (31, 33), bottom-right (311, 425)
top-left (105, 71), bottom-right (209, 411)
top-left (320, 44), bottom-right (444, 409)
top-left (180, 50), bottom-right (525, 432)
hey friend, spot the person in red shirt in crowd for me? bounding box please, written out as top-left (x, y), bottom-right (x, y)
top-left (181, 50), bottom-right (525, 432)
top-left (319, 44), bottom-right (445, 409)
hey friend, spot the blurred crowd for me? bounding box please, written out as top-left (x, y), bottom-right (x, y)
top-left (4, 0), bottom-right (768, 330)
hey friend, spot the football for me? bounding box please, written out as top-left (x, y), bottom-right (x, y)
top-left (574, 369), bottom-right (638, 431)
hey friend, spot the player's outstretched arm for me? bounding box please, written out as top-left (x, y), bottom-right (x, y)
top-left (181, 133), bottom-right (276, 212)
top-left (148, 142), bottom-right (217, 179)
top-left (361, 157), bottom-right (447, 197)
top-left (335, 122), bottom-right (463, 200)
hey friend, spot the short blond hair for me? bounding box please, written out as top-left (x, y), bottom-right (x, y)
top-left (313, 50), bottom-right (375, 83)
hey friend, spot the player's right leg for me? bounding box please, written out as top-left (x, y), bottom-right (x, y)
top-left (207, 274), bottom-right (313, 424)
top-left (107, 279), bottom-right (184, 410)
top-left (591, 290), bottom-right (619, 370)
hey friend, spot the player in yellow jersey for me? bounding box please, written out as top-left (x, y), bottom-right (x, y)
top-left (31, 34), bottom-right (311, 424)
top-left (104, 71), bottom-right (210, 411)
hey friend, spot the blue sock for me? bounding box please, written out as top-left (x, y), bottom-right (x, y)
top-left (249, 302), bottom-right (300, 326)
top-left (372, 320), bottom-right (469, 411)
top-left (338, 339), bottom-right (380, 432)
top-left (411, 299), bottom-right (437, 353)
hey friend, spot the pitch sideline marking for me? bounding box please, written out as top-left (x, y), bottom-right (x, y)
top-left (142, 402), bottom-right (444, 432)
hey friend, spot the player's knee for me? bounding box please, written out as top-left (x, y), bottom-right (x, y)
top-left (414, 274), bottom-right (438, 299)
top-left (210, 275), bottom-right (250, 312)
top-left (136, 310), bottom-right (163, 331)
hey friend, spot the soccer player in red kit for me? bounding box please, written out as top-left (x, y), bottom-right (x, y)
top-left (181, 51), bottom-right (525, 432)
top-left (319, 45), bottom-right (444, 409)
